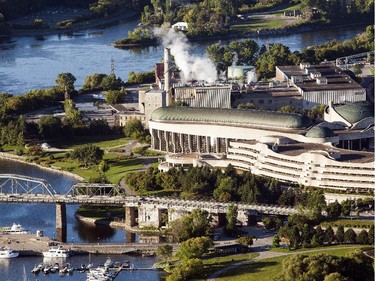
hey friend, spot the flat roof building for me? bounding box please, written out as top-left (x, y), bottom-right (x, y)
top-left (276, 63), bottom-right (366, 108)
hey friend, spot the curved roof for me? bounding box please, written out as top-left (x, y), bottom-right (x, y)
top-left (333, 101), bottom-right (374, 124)
top-left (151, 107), bottom-right (313, 129)
top-left (305, 126), bottom-right (335, 138)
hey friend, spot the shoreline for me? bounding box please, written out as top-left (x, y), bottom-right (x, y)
top-left (6, 9), bottom-right (139, 37)
top-left (0, 152), bottom-right (85, 182)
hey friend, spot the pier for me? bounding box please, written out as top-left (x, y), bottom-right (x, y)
top-left (0, 233), bottom-right (176, 256)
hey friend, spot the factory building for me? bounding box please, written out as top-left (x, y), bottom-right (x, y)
top-left (173, 85), bottom-right (231, 108)
top-left (149, 101), bottom-right (374, 191)
top-left (276, 63), bottom-right (366, 109)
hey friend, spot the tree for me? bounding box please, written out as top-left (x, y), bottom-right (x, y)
top-left (71, 144), bottom-right (104, 167)
top-left (64, 99), bottom-right (83, 126)
top-left (336, 225), bottom-right (345, 244)
top-left (169, 209), bottom-right (211, 242)
top-left (255, 43), bottom-right (293, 80)
top-left (272, 234), bottom-right (281, 247)
top-left (344, 228), bottom-right (356, 243)
top-left (100, 74), bottom-right (124, 90)
top-left (105, 90), bottom-right (126, 104)
top-left (356, 229), bottom-right (369, 244)
top-left (123, 119), bottom-right (145, 140)
top-left (225, 204), bottom-right (238, 235)
top-left (277, 250), bottom-right (374, 281)
top-left (325, 226), bottom-right (335, 245)
top-left (213, 176), bottom-right (236, 202)
top-left (56, 72), bottom-right (76, 93)
top-left (83, 73), bottom-right (107, 90)
top-left (175, 236), bottom-right (213, 260)
top-left (237, 236), bottom-right (254, 247)
top-left (166, 258), bottom-right (204, 281)
top-left (326, 201), bottom-right (342, 218)
top-left (368, 225), bottom-right (374, 244)
top-left (98, 160), bottom-right (109, 173)
top-left (157, 244), bottom-right (173, 261)
top-left (38, 115), bottom-right (62, 139)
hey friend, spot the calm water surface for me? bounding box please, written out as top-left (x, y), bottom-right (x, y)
top-left (0, 20), bottom-right (367, 95)
top-left (0, 159), bottom-right (161, 280)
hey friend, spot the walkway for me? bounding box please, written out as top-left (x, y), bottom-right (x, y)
top-left (207, 246), bottom-right (362, 280)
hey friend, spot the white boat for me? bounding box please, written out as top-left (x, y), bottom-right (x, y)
top-left (0, 223), bottom-right (29, 234)
top-left (43, 245), bottom-right (70, 258)
top-left (0, 246), bottom-right (19, 258)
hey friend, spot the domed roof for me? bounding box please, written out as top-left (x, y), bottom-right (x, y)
top-left (306, 126), bottom-right (335, 138)
top-left (333, 101), bottom-right (374, 124)
top-left (151, 107), bottom-right (313, 129)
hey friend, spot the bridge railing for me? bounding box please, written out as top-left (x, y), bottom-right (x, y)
top-left (66, 183), bottom-right (124, 197)
top-left (0, 174), bottom-right (57, 195)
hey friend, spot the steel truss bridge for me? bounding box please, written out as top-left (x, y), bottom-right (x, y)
top-left (0, 174), bottom-right (296, 215)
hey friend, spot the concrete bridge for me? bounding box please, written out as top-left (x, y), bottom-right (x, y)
top-left (0, 174), bottom-right (297, 242)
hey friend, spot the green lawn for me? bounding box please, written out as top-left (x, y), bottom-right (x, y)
top-left (53, 136), bottom-right (131, 149)
top-left (231, 19), bottom-right (289, 31)
top-left (195, 253), bottom-right (259, 281)
top-left (217, 247), bottom-right (362, 281)
top-left (271, 3), bottom-right (302, 15)
top-left (270, 244), bottom-right (362, 253)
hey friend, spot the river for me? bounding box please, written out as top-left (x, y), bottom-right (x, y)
top-left (0, 159), bottom-right (162, 281)
top-left (0, 19), bottom-right (367, 95)
top-left (0, 18), bottom-right (368, 280)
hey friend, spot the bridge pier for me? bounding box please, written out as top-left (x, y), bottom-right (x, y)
top-left (125, 206), bottom-right (137, 227)
top-left (56, 203), bottom-right (67, 243)
top-left (138, 205), bottom-right (162, 228)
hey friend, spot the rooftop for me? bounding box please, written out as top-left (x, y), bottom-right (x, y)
top-left (333, 101), bottom-right (374, 123)
top-left (277, 64), bottom-right (364, 92)
top-left (151, 106), bottom-right (313, 129)
top-left (276, 143), bottom-right (374, 163)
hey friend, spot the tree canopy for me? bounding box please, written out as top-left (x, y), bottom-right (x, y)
top-left (70, 144), bottom-right (104, 167)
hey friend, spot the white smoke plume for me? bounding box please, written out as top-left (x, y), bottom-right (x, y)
top-left (154, 27), bottom-right (217, 83)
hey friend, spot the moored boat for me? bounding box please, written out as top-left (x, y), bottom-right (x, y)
top-left (0, 223), bottom-right (29, 235)
top-left (0, 246), bottom-right (19, 259)
top-left (43, 245), bottom-right (70, 258)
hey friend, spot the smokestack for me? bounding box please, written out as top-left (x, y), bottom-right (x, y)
top-left (164, 48), bottom-right (171, 106)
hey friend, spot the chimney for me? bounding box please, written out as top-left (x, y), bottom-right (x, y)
top-left (164, 48), bottom-right (171, 106)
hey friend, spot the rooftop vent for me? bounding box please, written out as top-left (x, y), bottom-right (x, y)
top-left (310, 72), bottom-right (321, 78)
top-left (316, 77), bottom-right (328, 85)
top-left (300, 62), bottom-right (311, 69)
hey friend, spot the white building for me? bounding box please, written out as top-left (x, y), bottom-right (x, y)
top-left (149, 101), bottom-right (374, 191)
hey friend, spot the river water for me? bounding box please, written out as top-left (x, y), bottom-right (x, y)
top-left (0, 18), bottom-right (368, 280)
top-left (0, 19), bottom-right (367, 95)
top-left (0, 159), bottom-right (162, 281)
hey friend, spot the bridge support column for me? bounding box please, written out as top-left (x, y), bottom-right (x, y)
top-left (237, 210), bottom-right (249, 227)
top-left (56, 203), bottom-right (67, 243)
top-left (125, 206), bottom-right (137, 227)
top-left (138, 205), bottom-right (162, 228)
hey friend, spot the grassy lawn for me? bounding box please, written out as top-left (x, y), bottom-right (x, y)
top-left (52, 136), bottom-right (131, 149)
top-left (194, 253), bottom-right (259, 281)
top-left (217, 247), bottom-right (362, 281)
top-left (320, 219), bottom-right (374, 229)
top-left (231, 19), bottom-right (289, 32)
top-left (271, 3), bottom-right (302, 15)
top-left (269, 244), bottom-right (362, 253)
top-left (103, 155), bottom-right (143, 184)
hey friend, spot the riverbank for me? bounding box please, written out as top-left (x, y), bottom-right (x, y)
top-left (6, 8), bottom-right (139, 37)
top-left (76, 213), bottom-right (167, 236)
top-left (0, 152), bottom-right (84, 182)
